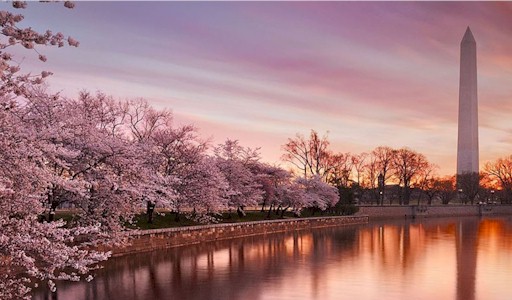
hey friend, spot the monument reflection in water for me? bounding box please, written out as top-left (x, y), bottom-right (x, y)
top-left (34, 217), bottom-right (512, 300)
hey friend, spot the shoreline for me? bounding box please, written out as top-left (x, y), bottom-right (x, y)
top-left (108, 204), bottom-right (512, 257)
top-left (111, 215), bottom-right (369, 257)
top-left (355, 203), bottom-right (512, 219)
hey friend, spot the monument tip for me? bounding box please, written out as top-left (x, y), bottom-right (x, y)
top-left (462, 26), bottom-right (475, 43)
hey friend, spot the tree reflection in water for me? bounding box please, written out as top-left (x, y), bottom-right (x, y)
top-left (33, 217), bottom-right (512, 300)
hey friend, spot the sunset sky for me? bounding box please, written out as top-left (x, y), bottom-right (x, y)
top-left (12, 1), bottom-right (512, 175)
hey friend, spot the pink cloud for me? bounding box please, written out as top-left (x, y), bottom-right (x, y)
top-left (15, 1), bottom-right (512, 175)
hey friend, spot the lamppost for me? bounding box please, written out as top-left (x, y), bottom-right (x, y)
top-left (490, 190), bottom-right (495, 204)
top-left (458, 188), bottom-right (464, 204)
top-left (378, 173), bottom-right (384, 206)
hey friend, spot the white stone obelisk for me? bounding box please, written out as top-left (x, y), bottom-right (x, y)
top-left (457, 27), bottom-right (479, 175)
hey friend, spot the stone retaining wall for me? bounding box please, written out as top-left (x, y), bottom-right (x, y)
top-left (355, 204), bottom-right (512, 219)
top-left (113, 216), bottom-right (369, 257)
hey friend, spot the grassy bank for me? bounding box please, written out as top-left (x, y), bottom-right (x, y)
top-left (133, 210), bottom-right (315, 230)
top-left (52, 209), bottom-right (353, 230)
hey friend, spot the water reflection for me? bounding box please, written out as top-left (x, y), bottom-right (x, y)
top-left (456, 219), bottom-right (478, 300)
top-left (33, 217), bottom-right (512, 300)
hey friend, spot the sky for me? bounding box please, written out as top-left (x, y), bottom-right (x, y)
top-left (8, 1), bottom-right (512, 175)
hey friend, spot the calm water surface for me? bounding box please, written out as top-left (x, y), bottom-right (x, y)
top-left (34, 217), bottom-right (512, 300)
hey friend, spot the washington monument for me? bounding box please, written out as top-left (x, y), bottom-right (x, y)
top-left (457, 27), bottom-right (479, 176)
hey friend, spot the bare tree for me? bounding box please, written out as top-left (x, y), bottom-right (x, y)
top-left (325, 152), bottom-right (353, 188)
top-left (438, 176), bottom-right (456, 205)
top-left (392, 147), bottom-right (429, 205)
top-left (456, 172), bottom-right (481, 204)
top-left (126, 98), bottom-right (172, 142)
top-left (417, 164), bottom-right (439, 205)
top-left (484, 155), bottom-right (512, 203)
top-left (352, 152), bottom-right (368, 186)
top-left (372, 146), bottom-right (396, 204)
top-left (373, 146), bottom-right (395, 183)
top-left (282, 130), bottom-right (332, 180)
top-left (362, 152), bottom-right (380, 204)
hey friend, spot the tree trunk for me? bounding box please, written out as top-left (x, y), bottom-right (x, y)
top-left (48, 201), bottom-right (59, 222)
top-left (237, 206), bottom-right (246, 218)
top-left (280, 206), bottom-right (290, 218)
top-left (402, 186), bottom-right (411, 205)
top-left (275, 205), bottom-right (282, 216)
top-left (266, 204), bottom-right (273, 219)
top-left (147, 201), bottom-right (155, 223)
top-left (48, 208), bottom-right (55, 222)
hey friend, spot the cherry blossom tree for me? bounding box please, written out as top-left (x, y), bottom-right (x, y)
top-left (214, 140), bottom-right (263, 217)
top-left (0, 1), bottom-right (78, 97)
top-left (178, 156), bottom-right (228, 222)
top-left (0, 3), bottom-right (127, 297)
top-left (296, 175), bottom-right (339, 212)
top-left (275, 180), bottom-right (307, 217)
top-left (252, 164), bottom-right (290, 213)
top-left (123, 98), bottom-right (178, 220)
top-left (30, 91), bottom-right (150, 232)
top-left (0, 92), bottom-right (118, 299)
top-left (249, 163), bottom-right (301, 217)
top-left (1, 88), bottom-right (169, 297)
top-left (147, 121), bottom-right (213, 220)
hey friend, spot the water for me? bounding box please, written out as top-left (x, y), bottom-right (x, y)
top-left (33, 217), bottom-right (512, 300)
